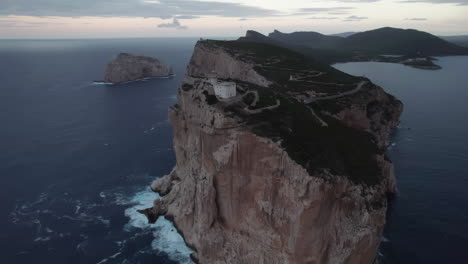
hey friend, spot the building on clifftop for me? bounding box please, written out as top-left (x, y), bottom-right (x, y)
top-left (209, 78), bottom-right (236, 99)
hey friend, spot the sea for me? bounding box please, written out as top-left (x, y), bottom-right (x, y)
top-left (0, 38), bottom-right (467, 264)
top-left (335, 59), bottom-right (468, 263)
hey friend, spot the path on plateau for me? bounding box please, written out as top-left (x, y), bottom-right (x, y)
top-left (305, 81), bottom-right (367, 103)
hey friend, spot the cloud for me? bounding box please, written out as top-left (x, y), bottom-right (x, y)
top-left (308, 16), bottom-right (339, 20)
top-left (328, 12), bottom-right (351, 15)
top-left (292, 7), bottom-right (355, 16)
top-left (334, 0), bottom-right (379, 2)
top-left (334, 0), bottom-right (466, 4)
top-left (0, 19), bottom-right (67, 27)
top-left (157, 18), bottom-right (187, 29)
top-left (174, 15), bottom-right (200, 19)
top-left (298, 7), bottom-right (355, 13)
top-left (343, 15), bottom-right (369, 21)
top-left (405, 17), bottom-right (428, 20)
top-left (238, 18), bottom-right (248, 21)
top-left (0, 0), bottom-right (280, 18)
top-left (399, 0), bottom-right (468, 5)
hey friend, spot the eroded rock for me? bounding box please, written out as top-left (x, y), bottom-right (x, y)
top-left (143, 40), bottom-right (403, 264)
top-left (104, 53), bottom-right (173, 84)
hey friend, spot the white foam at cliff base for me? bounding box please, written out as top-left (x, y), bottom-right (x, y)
top-left (92, 82), bottom-right (113, 85)
top-left (123, 188), bottom-right (193, 264)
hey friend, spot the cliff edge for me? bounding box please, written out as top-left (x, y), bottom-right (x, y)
top-left (145, 40), bottom-right (403, 264)
top-left (104, 53), bottom-right (173, 84)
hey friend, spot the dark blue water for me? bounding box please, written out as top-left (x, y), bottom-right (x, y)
top-left (0, 38), bottom-right (197, 264)
top-left (2, 39), bottom-right (467, 264)
top-left (335, 59), bottom-right (468, 264)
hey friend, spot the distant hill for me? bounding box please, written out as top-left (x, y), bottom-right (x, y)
top-left (239, 27), bottom-right (468, 65)
top-left (238, 30), bottom-right (277, 44)
top-left (268, 30), bottom-right (343, 50)
top-left (239, 30), bottom-right (354, 64)
top-left (329, 32), bottom-right (358, 38)
top-left (441, 35), bottom-right (468, 48)
top-left (343, 27), bottom-right (468, 56)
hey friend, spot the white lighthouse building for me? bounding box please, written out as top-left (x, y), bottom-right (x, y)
top-left (210, 79), bottom-right (236, 99)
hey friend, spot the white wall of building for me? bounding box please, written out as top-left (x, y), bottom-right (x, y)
top-left (211, 80), bottom-right (236, 99)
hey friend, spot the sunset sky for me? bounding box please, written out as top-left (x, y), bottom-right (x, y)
top-left (0, 0), bottom-right (467, 39)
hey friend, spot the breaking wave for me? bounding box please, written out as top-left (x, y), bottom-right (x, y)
top-left (121, 188), bottom-right (194, 264)
top-left (9, 183), bottom-right (193, 263)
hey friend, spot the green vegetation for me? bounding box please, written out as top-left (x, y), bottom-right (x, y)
top-left (199, 40), bottom-right (393, 186)
top-left (344, 27), bottom-right (468, 56)
top-left (244, 91), bottom-right (382, 186)
top-left (205, 40), bottom-right (359, 85)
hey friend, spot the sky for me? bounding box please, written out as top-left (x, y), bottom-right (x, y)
top-left (0, 0), bottom-right (467, 39)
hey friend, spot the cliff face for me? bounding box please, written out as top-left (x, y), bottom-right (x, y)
top-left (104, 53), bottom-right (173, 84)
top-left (147, 40), bottom-right (403, 264)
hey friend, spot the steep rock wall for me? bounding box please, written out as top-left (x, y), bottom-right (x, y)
top-left (147, 41), bottom-right (403, 264)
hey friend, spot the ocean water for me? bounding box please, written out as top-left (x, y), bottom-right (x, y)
top-left (0, 38), bottom-right (198, 264)
top-left (1, 38), bottom-right (467, 264)
top-left (335, 58), bottom-right (468, 264)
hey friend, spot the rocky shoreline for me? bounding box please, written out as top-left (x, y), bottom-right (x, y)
top-left (350, 55), bottom-right (442, 70)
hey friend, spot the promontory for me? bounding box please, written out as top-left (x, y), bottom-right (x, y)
top-left (142, 40), bottom-right (403, 263)
top-left (104, 53), bottom-right (173, 84)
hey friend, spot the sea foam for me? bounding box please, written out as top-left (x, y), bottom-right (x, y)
top-left (123, 188), bottom-right (193, 264)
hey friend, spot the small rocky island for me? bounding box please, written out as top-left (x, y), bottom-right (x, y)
top-left (103, 53), bottom-right (173, 84)
top-left (141, 40), bottom-right (403, 263)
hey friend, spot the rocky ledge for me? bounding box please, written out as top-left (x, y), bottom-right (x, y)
top-left (143, 40), bottom-right (403, 264)
top-left (104, 53), bottom-right (173, 84)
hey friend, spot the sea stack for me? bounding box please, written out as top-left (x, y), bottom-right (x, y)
top-left (143, 40), bottom-right (403, 263)
top-left (104, 53), bottom-right (173, 84)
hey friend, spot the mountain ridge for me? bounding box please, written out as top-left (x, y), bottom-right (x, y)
top-left (239, 27), bottom-right (468, 68)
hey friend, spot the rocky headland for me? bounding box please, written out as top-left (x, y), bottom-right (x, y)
top-left (142, 40), bottom-right (403, 263)
top-left (103, 53), bottom-right (173, 84)
top-left (239, 27), bottom-right (468, 70)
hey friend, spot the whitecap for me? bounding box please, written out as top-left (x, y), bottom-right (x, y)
top-left (34, 236), bottom-right (51, 242)
top-left (123, 188), bottom-right (193, 264)
top-left (76, 240), bottom-right (88, 254)
top-left (96, 216), bottom-right (110, 227)
top-left (96, 252), bottom-right (122, 264)
top-left (75, 205), bottom-right (81, 214)
top-left (92, 81), bottom-right (113, 85)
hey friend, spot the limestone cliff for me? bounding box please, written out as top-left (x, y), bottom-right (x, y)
top-left (104, 53), bottom-right (173, 84)
top-left (145, 40), bottom-right (403, 264)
